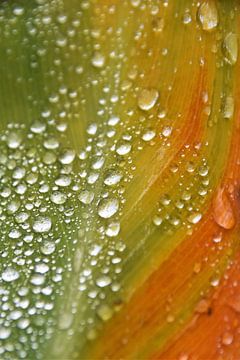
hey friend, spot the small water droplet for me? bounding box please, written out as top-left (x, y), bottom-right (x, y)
top-left (222, 33), bottom-right (238, 65)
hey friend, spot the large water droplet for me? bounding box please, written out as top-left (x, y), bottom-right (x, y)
top-left (33, 216), bottom-right (52, 233)
top-left (212, 187), bottom-right (235, 229)
top-left (138, 88), bottom-right (159, 111)
top-left (96, 275), bottom-right (112, 287)
top-left (2, 268), bottom-right (19, 282)
top-left (98, 198), bottom-right (119, 219)
top-left (197, 1), bottom-right (218, 31)
top-left (222, 33), bottom-right (238, 65)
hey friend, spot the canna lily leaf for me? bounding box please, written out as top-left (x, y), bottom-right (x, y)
top-left (0, 0), bottom-right (240, 359)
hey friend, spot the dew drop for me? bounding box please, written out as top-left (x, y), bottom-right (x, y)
top-left (223, 96), bottom-right (234, 119)
top-left (59, 148), bottom-right (76, 165)
top-left (116, 142), bottom-right (132, 156)
top-left (91, 52), bottom-right (105, 68)
top-left (98, 198), bottom-right (119, 219)
top-left (197, 1), bottom-right (218, 32)
top-left (78, 190), bottom-right (94, 205)
top-left (96, 275), bottom-right (112, 288)
top-left (2, 268), bottom-right (19, 282)
top-left (142, 129), bottom-right (156, 142)
top-left (222, 33), bottom-right (238, 66)
top-left (222, 332), bottom-right (233, 346)
top-left (104, 170), bottom-right (122, 186)
top-left (50, 191), bottom-right (67, 205)
top-left (30, 120), bottom-right (46, 134)
top-left (33, 216), bottom-right (52, 233)
top-left (0, 327), bottom-right (11, 340)
top-left (106, 222), bottom-right (120, 237)
top-left (138, 88), bottom-right (159, 111)
top-left (188, 212), bottom-right (202, 224)
top-left (213, 187), bottom-right (235, 229)
top-left (97, 304), bottom-right (113, 321)
top-left (7, 131), bottom-right (22, 149)
top-left (40, 241), bottom-right (56, 255)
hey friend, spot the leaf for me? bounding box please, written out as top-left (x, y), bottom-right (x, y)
top-left (0, 0), bottom-right (239, 359)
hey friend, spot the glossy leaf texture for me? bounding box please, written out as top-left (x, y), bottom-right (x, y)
top-left (0, 0), bottom-right (239, 359)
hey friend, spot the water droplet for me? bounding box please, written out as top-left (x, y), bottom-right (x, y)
top-left (12, 167), bottom-right (26, 180)
top-left (96, 275), bottom-right (112, 287)
top-left (223, 96), bottom-right (234, 119)
top-left (222, 332), bottom-right (233, 346)
top-left (212, 187), bottom-right (235, 229)
top-left (142, 129), bottom-right (156, 142)
top-left (7, 131), bottom-right (22, 149)
top-left (41, 241), bottom-right (56, 255)
top-left (2, 268), bottom-right (19, 282)
top-left (188, 212), bottom-right (202, 224)
top-left (222, 33), bottom-right (238, 65)
top-left (33, 216), bottom-right (52, 233)
top-left (98, 198), bottom-right (119, 219)
top-left (59, 148), bottom-right (76, 165)
top-left (30, 120), bottom-right (46, 134)
top-left (106, 222), bottom-right (120, 237)
top-left (0, 327), bottom-right (11, 340)
top-left (50, 191), bottom-right (67, 205)
top-left (97, 304), bottom-right (113, 321)
top-left (13, 5), bottom-right (24, 16)
top-left (197, 1), bottom-right (218, 31)
top-left (153, 215), bottom-right (163, 226)
top-left (104, 170), bottom-right (122, 186)
top-left (55, 175), bottom-right (71, 187)
top-left (44, 137), bottom-right (59, 150)
top-left (116, 142), bottom-right (132, 156)
top-left (138, 88), bottom-right (159, 111)
top-left (78, 190), bottom-right (94, 205)
top-left (43, 152), bottom-right (57, 165)
top-left (91, 52), bottom-right (105, 68)
top-left (162, 126), bottom-right (172, 137)
top-left (35, 263), bottom-right (49, 274)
